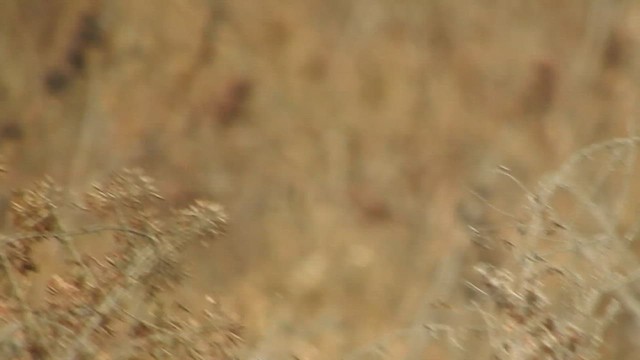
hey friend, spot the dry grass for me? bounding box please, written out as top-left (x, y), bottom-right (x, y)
top-left (2, 0), bottom-right (640, 358)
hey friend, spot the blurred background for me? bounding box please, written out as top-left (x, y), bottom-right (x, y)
top-left (1, 0), bottom-right (640, 358)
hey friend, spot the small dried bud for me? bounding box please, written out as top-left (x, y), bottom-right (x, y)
top-left (176, 200), bottom-right (228, 241)
top-left (10, 177), bottom-right (62, 232)
top-left (85, 168), bottom-right (163, 213)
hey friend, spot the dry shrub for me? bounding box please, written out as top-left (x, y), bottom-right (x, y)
top-left (0, 169), bottom-right (242, 359)
top-left (463, 137), bottom-right (640, 359)
top-left (346, 136), bottom-right (640, 359)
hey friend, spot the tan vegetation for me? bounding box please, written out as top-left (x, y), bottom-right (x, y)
top-left (1, 0), bottom-right (640, 358)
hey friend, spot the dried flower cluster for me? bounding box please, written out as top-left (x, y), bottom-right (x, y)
top-left (0, 169), bottom-right (241, 359)
top-left (474, 261), bottom-right (618, 360)
top-left (6, 178), bottom-right (63, 275)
